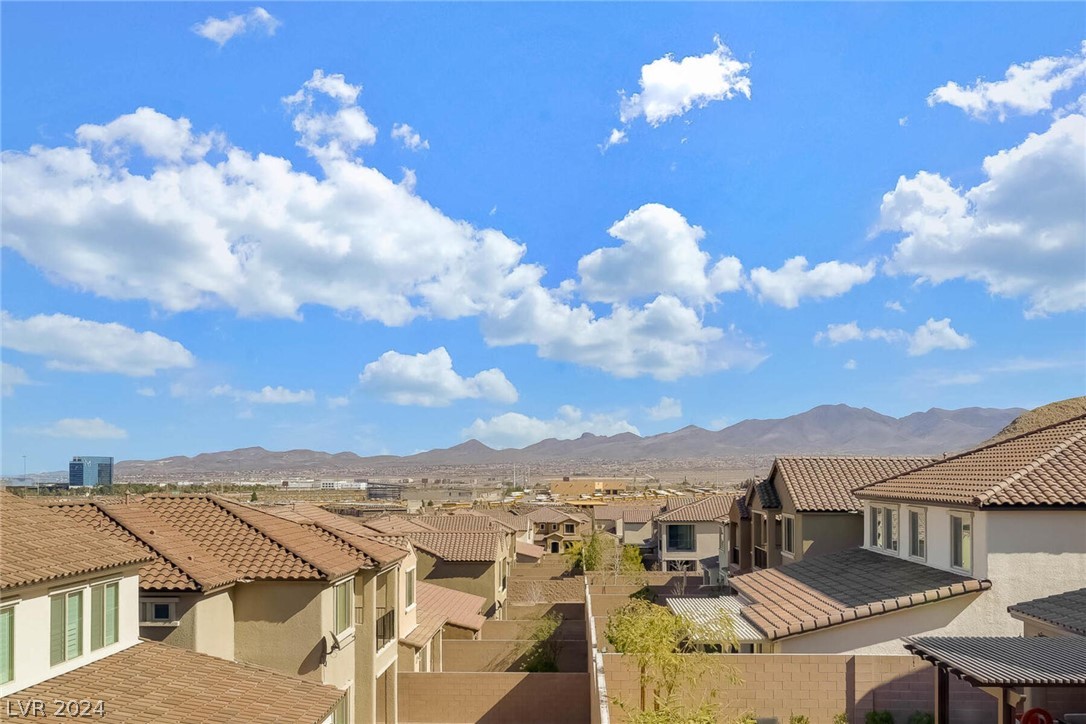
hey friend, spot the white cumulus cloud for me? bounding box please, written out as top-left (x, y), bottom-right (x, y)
top-left (750, 256), bottom-right (876, 309)
top-left (359, 347), bottom-right (518, 407)
top-left (879, 114), bottom-right (1086, 317)
top-left (618, 35), bottom-right (751, 128)
top-left (192, 7), bottom-right (280, 47)
top-left (391, 123), bottom-right (430, 151)
top-left (928, 42), bottom-right (1086, 121)
top-left (577, 203), bottom-right (743, 304)
top-left (1, 312), bottom-right (195, 377)
top-left (843, 359), bottom-right (858, 371)
top-left (36, 418), bottom-right (127, 439)
top-left (1, 363), bottom-right (33, 396)
top-left (463, 405), bottom-right (639, 449)
top-left (211, 384), bottom-right (315, 404)
top-left (814, 318), bottom-right (973, 356)
top-left (646, 396), bottom-right (682, 421)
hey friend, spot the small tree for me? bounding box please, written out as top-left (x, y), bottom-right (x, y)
top-left (249, 490), bottom-right (258, 502)
top-left (604, 598), bottom-right (740, 721)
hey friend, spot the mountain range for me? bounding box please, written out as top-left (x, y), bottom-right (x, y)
top-left (115, 403), bottom-right (1025, 475)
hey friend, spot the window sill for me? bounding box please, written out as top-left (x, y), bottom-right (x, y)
top-left (140, 621), bottom-right (180, 628)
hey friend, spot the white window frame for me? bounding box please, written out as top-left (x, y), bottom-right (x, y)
top-left (781, 514), bottom-right (796, 557)
top-left (50, 589), bottom-right (84, 666)
top-left (0, 602), bottom-right (15, 685)
top-left (907, 507), bottom-right (927, 561)
top-left (90, 579), bottom-right (121, 651)
top-left (870, 505), bottom-right (899, 553)
top-left (949, 511), bottom-right (973, 573)
top-left (332, 579), bottom-right (353, 636)
top-left (140, 597), bottom-right (180, 627)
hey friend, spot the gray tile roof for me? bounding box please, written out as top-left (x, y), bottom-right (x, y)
top-left (904, 636), bottom-right (1086, 686)
top-left (1008, 587), bottom-right (1086, 636)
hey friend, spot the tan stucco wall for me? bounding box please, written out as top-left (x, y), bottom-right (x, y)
top-left (658, 522), bottom-right (718, 567)
top-left (621, 521), bottom-right (651, 547)
top-left (192, 588), bottom-right (235, 660)
top-left (356, 566), bottom-right (401, 724)
top-left (774, 592), bottom-right (982, 655)
top-left (233, 580), bottom-right (327, 681)
top-left (139, 593), bottom-right (199, 651)
top-left (795, 512), bottom-right (864, 562)
top-left (416, 551), bottom-right (503, 617)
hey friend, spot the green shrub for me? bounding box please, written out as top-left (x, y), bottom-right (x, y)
top-left (833, 715), bottom-right (849, 724)
top-left (728, 712), bottom-right (758, 724)
top-left (908, 714), bottom-right (934, 724)
top-left (866, 712), bottom-right (894, 724)
top-left (790, 716), bottom-right (811, 724)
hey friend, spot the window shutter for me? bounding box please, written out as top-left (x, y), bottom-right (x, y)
top-left (91, 585), bottom-right (104, 651)
top-left (105, 584), bottom-right (119, 646)
top-left (50, 596), bottom-right (65, 666)
top-left (66, 592), bottom-right (83, 660)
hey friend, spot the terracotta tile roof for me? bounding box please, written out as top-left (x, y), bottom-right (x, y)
top-left (47, 501), bottom-right (198, 591)
top-left (265, 503), bottom-right (409, 566)
top-left (730, 548), bottom-right (990, 640)
top-left (361, 515), bottom-right (437, 534)
top-left (417, 581), bottom-right (486, 632)
top-left (0, 640), bottom-right (345, 723)
top-left (855, 415), bottom-right (1086, 508)
top-left (1008, 587), bottom-right (1086, 636)
top-left (656, 494), bottom-right (736, 522)
top-left (406, 531), bottom-right (505, 562)
top-left (523, 507), bottom-right (580, 524)
top-left (416, 514), bottom-right (511, 532)
top-left (772, 456), bottom-right (934, 513)
top-left (664, 496), bottom-right (696, 511)
top-left (401, 608), bottom-right (447, 648)
top-left (516, 541), bottom-right (546, 559)
top-left (620, 508), bottom-right (660, 524)
top-left (1, 494), bottom-right (149, 592)
top-left (474, 509), bottom-right (532, 531)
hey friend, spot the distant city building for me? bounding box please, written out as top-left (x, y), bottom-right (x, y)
top-left (68, 456), bottom-right (113, 486)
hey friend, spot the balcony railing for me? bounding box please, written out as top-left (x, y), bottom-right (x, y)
top-left (753, 546), bottom-right (767, 569)
top-left (376, 608), bottom-right (396, 651)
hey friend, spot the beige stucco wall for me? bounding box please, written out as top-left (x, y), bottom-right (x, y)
top-left (621, 521), bottom-right (651, 547)
top-left (139, 592), bottom-right (199, 651)
top-left (416, 550), bottom-right (504, 617)
top-left (657, 522), bottom-right (718, 568)
top-left (233, 580), bottom-right (327, 681)
top-left (773, 592), bottom-right (982, 655)
top-left (191, 588), bottom-right (235, 661)
top-left (356, 566), bottom-right (401, 724)
top-left (795, 512), bottom-right (864, 562)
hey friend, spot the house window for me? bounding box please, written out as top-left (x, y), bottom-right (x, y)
top-left (909, 509), bottom-right (926, 560)
top-left (140, 599), bottom-right (178, 625)
top-left (564, 523), bottom-right (574, 534)
top-left (90, 581), bottom-right (119, 651)
top-left (871, 506), bottom-right (899, 552)
top-left (782, 515), bottom-right (795, 556)
top-left (329, 689), bottom-right (349, 724)
top-left (951, 513), bottom-right (972, 571)
top-left (667, 524), bottom-right (695, 552)
top-left (333, 580), bottom-right (353, 635)
top-left (0, 605), bottom-right (13, 685)
top-left (405, 569), bottom-right (416, 609)
top-left (50, 590), bottom-right (83, 666)
top-left (757, 513), bottom-right (767, 547)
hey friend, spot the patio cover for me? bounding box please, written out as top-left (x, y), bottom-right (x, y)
top-left (903, 636), bottom-right (1086, 687)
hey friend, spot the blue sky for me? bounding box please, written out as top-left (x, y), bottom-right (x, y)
top-left (2, 3), bottom-right (1084, 473)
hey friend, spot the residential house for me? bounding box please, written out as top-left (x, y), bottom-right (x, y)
top-left (653, 494), bottom-right (735, 583)
top-left (415, 513), bottom-right (518, 561)
top-left (740, 457), bottom-right (932, 572)
top-left (416, 581), bottom-right (487, 640)
top-left (719, 493), bottom-right (752, 578)
top-left (726, 414), bottom-right (1086, 655)
top-left (620, 508), bottom-right (658, 551)
top-left (1007, 587), bottom-right (1086, 716)
top-left (48, 495), bottom-right (410, 723)
top-left (548, 478), bottom-right (627, 497)
top-left (523, 507), bottom-right (590, 554)
top-left (0, 493), bottom-right (347, 723)
top-left (472, 509), bottom-right (534, 546)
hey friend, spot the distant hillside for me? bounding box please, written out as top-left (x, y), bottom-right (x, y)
top-left (983, 396), bottom-right (1086, 445)
top-left (115, 403), bottom-right (1024, 476)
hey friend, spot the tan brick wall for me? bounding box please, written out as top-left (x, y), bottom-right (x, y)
top-left (443, 639), bottom-right (587, 672)
top-left (506, 603), bottom-right (584, 620)
top-left (509, 578), bottom-right (586, 603)
top-left (399, 672), bottom-right (590, 723)
top-left (480, 619), bottom-right (586, 640)
top-left (602, 653), bottom-right (998, 724)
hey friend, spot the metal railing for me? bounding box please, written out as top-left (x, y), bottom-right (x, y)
top-left (375, 608), bottom-right (395, 651)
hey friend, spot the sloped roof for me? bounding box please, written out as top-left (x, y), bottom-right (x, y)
top-left (621, 508), bottom-right (660, 524)
top-left (474, 509), bottom-right (531, 531)
top-left (773, 456), bottom-right (934, 512)
top-left (855, 415), bottom-right (1086, 508)
top-left (361, 515), bottom-right (437, 534)
top-left (904, 636), bottom-right (1086, 687)
top-left (1008, 587), bottom-right (1086, 636)
top-left (665, 596), bottom-right (765, 643)
top-left (515, 541), bottom-right (546, 559)
top-left (406, 531), bottom-right (505, 562)
top-left (417, 581), bottom-right (487, 631)
top-left (664, 496), bottom-right (695, 511)
top-left (1, 640), bottom-right (345, 723)
top-left (524, 507), bottom-right (582, 524)
top-left (416, 514), bottom-right (511, 533)
top-left (752, 479), bottom-right (781, 509)
top-left (656, 494), bottom-right (735, 522)
top-left (265, 503), bottom-right (409, 566)
top-left (1, 493), bottom-right (149, 592)
top-left (401, 608), bottom-right (447, 648)
top-left (730, 548), bottom-right (990, 640)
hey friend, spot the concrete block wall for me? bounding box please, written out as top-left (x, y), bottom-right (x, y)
top-left (442, 639), bottom-right (587, 672)
top-left (398, 672), bottom-right (590, 723)
top-left (480, 619), bottom-right (586, 640)
top-left (509, 578), bottom-right (586, 603)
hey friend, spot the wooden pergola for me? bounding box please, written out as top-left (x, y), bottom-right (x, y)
top-left (904, 636), bottom-right (1086, 724)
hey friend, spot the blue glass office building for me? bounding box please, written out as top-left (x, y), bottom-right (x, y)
top-left (69, 456), bottom-right (113, 486)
